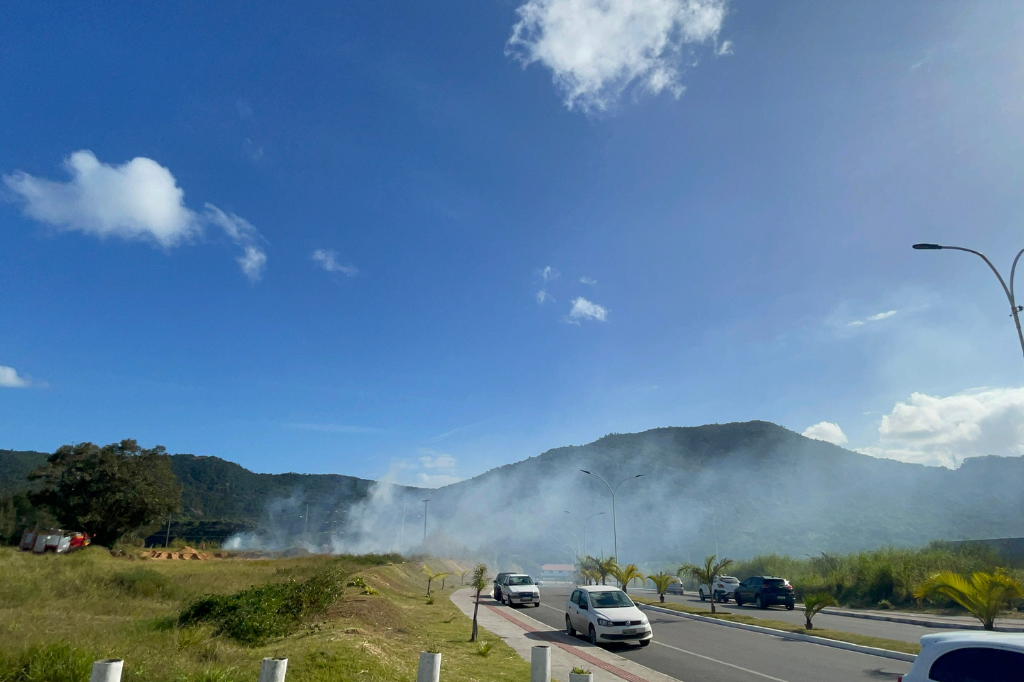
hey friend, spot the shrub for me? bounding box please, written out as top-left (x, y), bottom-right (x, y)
top-left (109, 568), bottom-right (178, 599)
top-left (178, 567), bottom-right (344, 646)
top-left (877, 599), bottom-right (893, 610)
top-left (476, 641), bottom-right (493, 657)
top-left (0, 643), bottom-right (93, 682)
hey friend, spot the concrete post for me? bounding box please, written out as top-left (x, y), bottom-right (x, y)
top-left (258, 658), bottom-right (288, 682)
top-left (530, 645), bottom-right (551, 682)
top-left (416, 652), bottom-right (441, 682)
top-left (90, 660), bottom-right (123, 682)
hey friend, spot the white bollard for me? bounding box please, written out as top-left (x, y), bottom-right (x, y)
top-left (90, 660), bottom-right (123, 682)
top-left (416, 652), bottom-right (441, 682)
top-left (530, 645), bottom-right (551, 682)
top-left (258, 658), bottom-right (288, 682)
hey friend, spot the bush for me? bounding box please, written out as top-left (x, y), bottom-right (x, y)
top-left (0, 643), bottom-right (93, 682)
top-left (877, 599), bottom-right (893, 610)
top-left (109, 568), bottom-right (178, 599)
top-left (178, 567), bottom-right (344, 646)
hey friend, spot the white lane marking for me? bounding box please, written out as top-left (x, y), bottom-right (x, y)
top-left (542, 601), bottom-right (788, 682)
top-left (652, 641), bottom-right (790, 682)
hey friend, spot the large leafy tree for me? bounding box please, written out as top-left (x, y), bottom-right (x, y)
top-left (915, 570), bottom-right (1024, 630)
top-left (28, 440), bottom-right (181, 547)
top-left (679, 554), bottom-right (734, 614)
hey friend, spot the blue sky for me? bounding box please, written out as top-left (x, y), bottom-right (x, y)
top-left (3, 1), bottom-right (1024, 483)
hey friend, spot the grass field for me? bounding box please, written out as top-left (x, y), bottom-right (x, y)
top-left (0, 547), bottom-right (530, 682)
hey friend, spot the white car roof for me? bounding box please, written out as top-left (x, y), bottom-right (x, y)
top-left (922, 632), bottom-right (1024, 650)
top-left (579, 585), bottom-right (625, 592)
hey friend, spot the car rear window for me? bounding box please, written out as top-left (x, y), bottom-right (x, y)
top-left (507, 576), bottom-right (534, 585)
top-left (721, 577), bottom-right (739, 584)
top-left (764, 579), bottom-right (785, 586)
top-left (929, 647), bottom-right (1024, 682)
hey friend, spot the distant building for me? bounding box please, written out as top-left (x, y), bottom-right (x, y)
top-left (541, 563), bottom-right (576, 583)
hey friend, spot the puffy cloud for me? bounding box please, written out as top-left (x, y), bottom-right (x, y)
top-left (858, 387), bottom-right (1024, 467)
top-left (0, 365), bottom-right (30, 388)
top-left (4, 151), bottom-right (266, 281)
top-left (420, 453), bottom-right (457, 469)
top-left (416, 472), bottom-right (462, 488)
top-left (801, 421), bottom-right (848, 446)
top-left (506, 0), bottom-right (728, 112)
top-left (579, 276), bottom-right (597, 285)
top-left (312, 249), bottom-right (358, 276)
top-left (536, 290), bottom-right (552, 304)
top-left (568, 296), bottom-right (608, 322)
top-left (542, 265), bottom-right (560, 281)
top-left (848, 310), bottom-right (897, 327)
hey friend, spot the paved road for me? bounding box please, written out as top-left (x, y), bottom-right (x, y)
top-left (520, 587), bottom-right (912, 682)
top-left (629, 588), bottom-right (954, 644)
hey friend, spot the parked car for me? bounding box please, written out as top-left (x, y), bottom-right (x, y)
top-left (698, 575), bottom-right (739, 602)
top-left (565, 585), bottom-right (653, 647)
top-left (733, 576), bottom-right (794, 610)
top-left (499, 574), bottom-right (541, 607)
top-left (492, 572), bottom-right (514, 601)
top-left (898, 632), bottom-right (1024, 682)
top-left (665, 582), bottom-right (685, 595)
top-left (19, 528), bottom-right (91, 554)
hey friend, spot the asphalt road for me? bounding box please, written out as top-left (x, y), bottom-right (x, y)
top-left (629, 588), bottom-right (956, 644)
top-left (518, 587), bottom-right (912, 682)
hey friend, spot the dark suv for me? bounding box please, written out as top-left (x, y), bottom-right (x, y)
top-left (493, 572), bottom-right (514, 601)
top-left (734, 576), bottom-right (794, 610)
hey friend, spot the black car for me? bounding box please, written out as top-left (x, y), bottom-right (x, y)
top-left (734, 576), bottom-right (794, 610)
top-left (493, 572), bottom-right (514, 601)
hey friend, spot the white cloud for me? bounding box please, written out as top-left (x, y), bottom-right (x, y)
top-left (420, 453), bottom-right (457, 469)
top-left (858, 387), bottom-right (1024, 467)
top-left (848, 310), bottom-right (897, 327)
top-left (542, 265), bottom-right (560, 281)
top-left (506, 0), bottom-right (728, 112)
top-left (536, 290), bottom-right (552, 304)
top-left (716, 39), bottom-right (733, 56)
top-left (580, 276), bottom-right (597, 285)
top-left (416, 472), bottom-right (462, 488)
top-left (4, 151), bottom-right (266, 281)
top-left (568, 296), bottom-right (609, 322)
top-left (312, 249), bottom-right (358, 276)
top-left (0, 365), bottom-right (30, 388)
top-left (801, 421), bottom-right (848, 446)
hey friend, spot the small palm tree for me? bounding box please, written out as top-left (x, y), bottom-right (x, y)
top-left (437, 571), bottom-right (451, 590)
top-left (609, 563), bottom-right (644, 594)
top-left (597, 556), bottom-right (618, 585)
top-left (915, 570), bottom-right (1024, 630)
top-left (802, 592), bottom-right (836, 630)
top-left (678, 555), bottom-right (734, 614)
top-left (581, 566), bottom-right (602, 585)
top-left (470, 564), bottom-right (488, 642)
top-left (422, 565), bottom-right (439, 596)
top-left (648, 572), bottom-right (678, 603)
top-left (459, 569), bottom-right (470, 585)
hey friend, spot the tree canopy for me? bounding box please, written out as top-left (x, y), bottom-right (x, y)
top-left (28, 439), bottom-right (182, 547)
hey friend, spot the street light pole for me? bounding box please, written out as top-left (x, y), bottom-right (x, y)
top-left (580, 471), bottom-right (644, 562)
top-left (564, 510), bottom-right (605, 557)
top-left (913, 243), bottom-right (1024, 360)
top-left (422, 499), bottom-right (430, 543)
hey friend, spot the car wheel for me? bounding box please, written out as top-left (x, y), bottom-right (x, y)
top-left (699, 589), bottom-right (706, 602)
top-left (786, 602), bottom-right (794, 611)
top-left (734, 593), bottom-right (743, 607)
top-left (755, 595), bottom-right (764, 609)
top-left (639, 639), bottom-right (651, 647)
top-left (534, 602), bottom-right (540, 608)
top-left (589, 625), bottom-right (598, 646)
top-left (566, 615), bottom-right (575, 637)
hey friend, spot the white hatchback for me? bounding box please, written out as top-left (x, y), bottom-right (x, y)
top-left (565, 585), bottom-right (653, 647)
top-left (898, 632), bottom-right (1024, 682)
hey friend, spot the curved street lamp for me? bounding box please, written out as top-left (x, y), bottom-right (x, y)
top-left (580, 470), bottom-right (645, 562)
top-left (913, 243), bottom-right (1024, 360)
top-left (564, 510), bottom-right (605, 558)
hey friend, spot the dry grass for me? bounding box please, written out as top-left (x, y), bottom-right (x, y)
top-left (0, 547), bottom-right (529, 682)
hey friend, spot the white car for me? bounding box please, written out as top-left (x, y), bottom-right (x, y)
top-left (699, 576), bottom-right (740, 603)
top-left (898, 631), bottom-right (1024, 682)
top-left (500, 574), bottom-right (541, 607)
top-left (565, 585), bottom-right (653, 647)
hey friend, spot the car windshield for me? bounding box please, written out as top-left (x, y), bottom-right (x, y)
top-left (764, 579), bottom-right (785, 586)
top-left (507, 576), bottom-right (534, 585)
top-left (590, 590), bottom-right (634, 608)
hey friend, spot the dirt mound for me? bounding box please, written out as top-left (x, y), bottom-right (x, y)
top-left (328, 595), bottom-right (404, 631)
top-left (142, 548), bottom-right (231, 560)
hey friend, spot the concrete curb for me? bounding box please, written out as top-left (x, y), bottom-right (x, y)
top-left (638, 603), bottom-right (917, 663)
top-left (805, 606), bottom-right (1024, 633)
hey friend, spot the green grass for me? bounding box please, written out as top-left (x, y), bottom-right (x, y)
top-left (0, 546), bottom-right (530, 682)
top-left (633, 597), bottom-right (922, 655)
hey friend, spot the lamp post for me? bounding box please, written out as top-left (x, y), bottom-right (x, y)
top-left (579, 471), bottom-right (644, 562)
top-left (913, 243), bottom-right (1024, 360)
top-left (422, 499), bottom-right (430, 543)
top-left (564, 510), bottom-right (605, 558)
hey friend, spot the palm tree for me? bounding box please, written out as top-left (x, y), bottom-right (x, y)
top-left (438, 571), bottom-right (451, 590)
top-left (470, 564), bottom-right (488, 642)
top-left (459, 569), bottom-right (470, 586)
top-left (609, 563), bottom-right (644, 594)
top-left (915, 570), bottom-right (1024, 630)
top-left (581, 566), bottom-right (602, 585)
top-left (596, 556), bottom-right (618, 586)
top-left (802, 593), bottom-right (836, 630)
top-left (647, 572), bottom-right (678, 603)
top-left (422, 565), bottom-right (439, 596)
top-left (678, 554), bottom-right (734, 614)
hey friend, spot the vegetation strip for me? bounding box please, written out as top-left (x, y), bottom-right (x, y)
top-left (634, 598), bottom-right (919, 660)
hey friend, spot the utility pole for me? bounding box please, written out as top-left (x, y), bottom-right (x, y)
top-left (303, 504), bottom-right (309, 543)
top-left (399, 502), bottom-right (407, 550)
top-left (165, 516), bottom-right (172, 548)
top-left (422, 499), bottom-right (430, 543)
